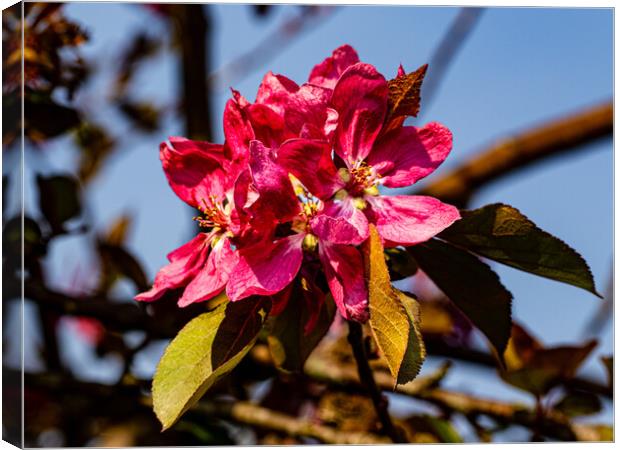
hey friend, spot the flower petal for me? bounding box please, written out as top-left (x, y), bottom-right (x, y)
top-left (277, 138), bottom-right (343, 200)
top-left (226, 234), bottom-right (304, 301)
top-left (308, 45), bottom-right (360, 89)
top-left (318, 243), bottom-right (368, 322)
top-left (322, 197), bottom-right (370, 243)
top-left (249, 140), bottom-right (301, 222)
top-left (135, 233), bottom-right (211, 302)
top-left (331, 63), bottom-right (388, 164)
top-left (178, 237), bottom-right (237, 307)
top-left (160, 138), bottom-right (229, 208)
top-left (223, 91), bottom-right (254, 161)
top-left (256, 72), bottom-right (334, 140)
top-left (367, 123), bottom-right (453, 188)
top-left (366, 195), bottom-right (461, 246)
top-left (310, 214), bottom-right (367, 246)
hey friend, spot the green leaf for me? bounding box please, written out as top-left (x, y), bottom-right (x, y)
top-left (396, 291), bottom-right (426, 385)
top-left (386, 64), bottom-right (428, 123)
top-left (36, 174), bottom-right (82, 234)
top-left (553, 391), bottom-right (601, 417)
top-left (363, 225), bottom-right (425, 384)
top-left (153, 298), bottom-right (270, 430)
top-left (267, 285), bottom-right (336, 373)
top-left (385, 247), bottom-right (418, 281)
top-left (408, 239), bottom-right (512, 365)
top-left (439, 203), bottom-right (600, 296)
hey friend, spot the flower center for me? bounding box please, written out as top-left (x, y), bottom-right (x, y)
top-left (338, 161), bottom-right (381, 198)
top-left (194, 195), bottom-right (230, 231)
top-left (289, 173), bottom-right (322, 233)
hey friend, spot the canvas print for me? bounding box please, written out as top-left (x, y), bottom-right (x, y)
top-left (2, 2), bottom-right (613, 446)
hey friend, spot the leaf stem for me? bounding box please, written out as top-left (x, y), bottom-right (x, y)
top-left (346, 320), bottom-right (406, 443)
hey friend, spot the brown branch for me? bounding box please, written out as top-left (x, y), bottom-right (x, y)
top-left (172, 4), bottom-right (212, 141)
top-left (193, 400), bottom-right (390, 444)
top-left (415, 102), bottom-right (613, 208)
top-left (346, 321), bottom-right (406, 442)
top-left (21, 368), bottom-right (388, 445)
top-left (17, 280), bottom-right (611, 400)
top-left (251, 344), bottom-right (607, 441)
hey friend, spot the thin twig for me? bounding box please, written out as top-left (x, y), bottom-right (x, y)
top-left (208, 6), bottom-right (337, 91)
top-left (346, 321), bottom-right (406, 443)
top-left (422, 7), bottom-right (485, 112)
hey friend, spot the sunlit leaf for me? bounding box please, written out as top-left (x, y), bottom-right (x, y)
top-left (408, 239), bottom-right (512, 365)
top-left (396, 291), bottom-right (426, 385)
top-left (363, 225), bottom-right (425, 384)
top-left (153, 297), bottom-right (270, 430)
top-left (439, 203), bottom-right (600, 297)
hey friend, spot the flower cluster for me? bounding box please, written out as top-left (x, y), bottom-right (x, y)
top-left (136, 45), bottom-right (460, 324)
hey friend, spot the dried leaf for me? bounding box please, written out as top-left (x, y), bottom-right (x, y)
top-left (385, 64), bottom-right (428, 127)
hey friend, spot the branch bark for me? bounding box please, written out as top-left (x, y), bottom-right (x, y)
top-left (415, 102), bottom-right (613, 208)
top-left (346, 321), bottom-right (406, 442)
top-left (172, 4), bottom-right (212, 141)
top-left (194, 400), bottom-right (391, 444)
top-left (16, 281), bottom-right (611, 399)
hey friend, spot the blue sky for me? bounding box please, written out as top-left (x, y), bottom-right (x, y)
top-left (19, 3), bottom-right (613, 436)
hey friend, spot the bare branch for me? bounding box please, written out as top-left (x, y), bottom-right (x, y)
top-left (415, 102), bottom-right (613, 208)
top-left (208, 6), bottom-right (337, 91)
top-left (193, 400), bottom-right (391, 444)
top-left (346, 321), bottom-right (406, 442)
top-left (422, 7), bottom-right (485, 111)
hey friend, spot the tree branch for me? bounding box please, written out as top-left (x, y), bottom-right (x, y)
top-left (172, 4), bottom-right (212, 141)
top-left (346, 321), bottom-right (406, 442)
top-left (17, 281), bottom-right (611, 399)
top-left (193, 400), bottom-right (390, 444)
top-left (422, 7), bottom-right (485, 112)
top-left (415, 102), bottom-right (613, 208)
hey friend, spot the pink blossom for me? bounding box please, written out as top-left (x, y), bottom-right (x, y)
top-left (226, 140), bottom-right (369, 322)
top-left (278, 62), bottom-right (460, 247)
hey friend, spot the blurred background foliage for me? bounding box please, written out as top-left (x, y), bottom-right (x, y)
top-left (2, 2), bottom-right (613, 446)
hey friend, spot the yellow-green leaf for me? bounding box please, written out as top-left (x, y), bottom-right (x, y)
top-left (439, 203), bottom-right (600, 297)
top-left (152, 298), bottom-right (269, 430)
top-left (364, 225), bottom-right (425, 384)
top-left (397, 292), bottom-right (426, 385)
